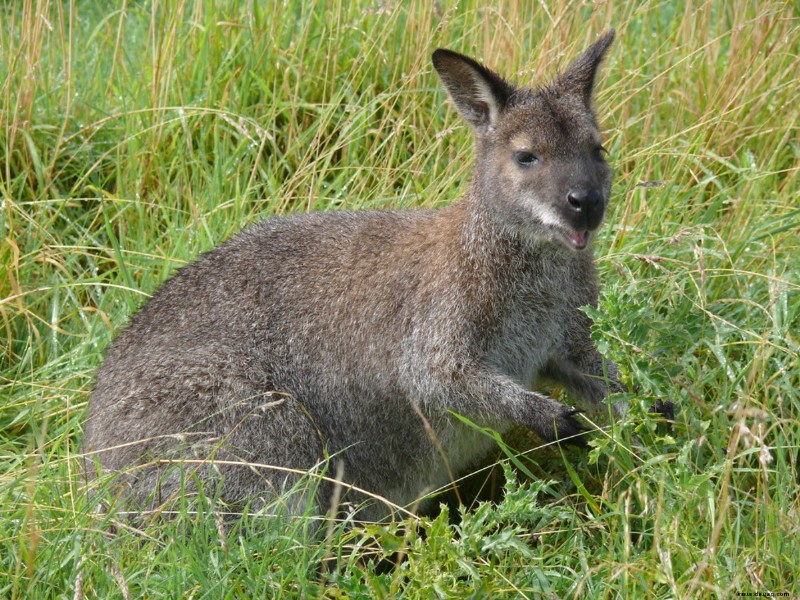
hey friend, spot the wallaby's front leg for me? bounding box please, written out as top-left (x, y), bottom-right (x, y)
top-left (544, 308), bottom-right (628, 418)
top-left (425, 366), bottom-right (589, 445)
top-left (544, 355), bottom-right (628, 419)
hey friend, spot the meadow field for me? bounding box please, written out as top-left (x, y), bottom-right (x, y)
top-left (1, 0), bottom-right (798, 597)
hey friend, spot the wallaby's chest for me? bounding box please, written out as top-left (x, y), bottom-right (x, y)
top-left (487, 255), bottom-right (586, 384)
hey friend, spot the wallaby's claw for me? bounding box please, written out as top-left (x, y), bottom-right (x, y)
top-left (553, 406), bottom-right (590, 447)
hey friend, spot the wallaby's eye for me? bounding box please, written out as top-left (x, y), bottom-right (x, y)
top-left (513, 151), bottom-right (539, 167)
top-left (593, 146), bottom-right (608, 161)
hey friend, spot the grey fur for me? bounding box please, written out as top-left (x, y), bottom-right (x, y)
top-left (84, 31), bottom-right (624, 520)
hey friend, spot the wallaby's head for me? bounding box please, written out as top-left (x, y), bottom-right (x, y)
top-left (433, 31), bottom-right (615, 251)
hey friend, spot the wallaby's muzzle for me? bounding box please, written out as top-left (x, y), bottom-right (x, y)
top-left (562, 187), bottom-right (605, 249)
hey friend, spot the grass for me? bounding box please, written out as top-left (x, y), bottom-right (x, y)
top-left (1, 0), bottom-right (798, 597)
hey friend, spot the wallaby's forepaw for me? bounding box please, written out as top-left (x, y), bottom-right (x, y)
top-left (651, 399), bottom-right (675, 421)
top-left (551, 407), bottom-right (590, 447)
top-left (650, 400), bottom-right (675, 437)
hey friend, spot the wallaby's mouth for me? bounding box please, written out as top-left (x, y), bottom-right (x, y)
top-left (560, 201), bottom-right (604, 250)
top-left (568, 230), bottom-right (590, 250)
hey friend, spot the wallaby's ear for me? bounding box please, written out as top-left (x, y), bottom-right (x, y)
top-left (553, 30), bottom-right (615, 106)
top-left (432, 48), bottom-right (515, 131)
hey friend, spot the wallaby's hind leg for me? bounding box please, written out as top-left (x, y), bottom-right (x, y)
top-left (199, 386), bottom-right (329, 516)
top-left (92, 382), bottom-right (327, 517)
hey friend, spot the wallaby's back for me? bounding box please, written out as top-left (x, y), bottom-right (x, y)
top-left (85, 31), bottom-right (623, 519)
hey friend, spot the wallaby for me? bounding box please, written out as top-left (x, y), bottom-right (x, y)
top-left (85, 31), bottom-right (625, 520)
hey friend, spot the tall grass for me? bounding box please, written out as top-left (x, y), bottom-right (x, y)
top-left (1, 0), bottom-right (798, 597)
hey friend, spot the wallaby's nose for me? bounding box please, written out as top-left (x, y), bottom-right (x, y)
top-left (566, 189), bottom-right (602, 212)
top-left (566, 189), bottom-right (604, 229)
